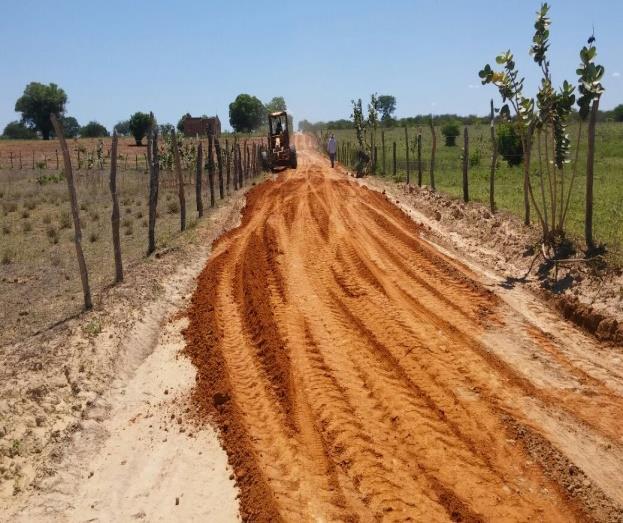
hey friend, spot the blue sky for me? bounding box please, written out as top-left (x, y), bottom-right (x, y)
top-left (1, 0), bottom-right (621, 132)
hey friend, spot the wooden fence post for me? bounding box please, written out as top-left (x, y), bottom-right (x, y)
top-left (585, 98), bottom-right (600, 249)
top-left (381, 131), bottom-right (386, 175)
top-left (462, 127), bottom-right (469, 203)
top-left (109, 131), bottom-right (123, 283)
top-left (50, 113), bottom-right (92, 310)
top-left (237, 143), bottom-right (243, 188)
top-left (489, 100), bottom-right (497, 212)
top-left (417, 133), bottom-right (423, 187)
top-left (196, 142), bottom-right (204, 218)
top-left (215, 137), bottom-right (224, 199)
top-left (404, 127), bottom-right (410, 185)
top-left (429, 117), bottom-right (436, 190)
top-left (19, 152), bottom-right (23, 169)
top-left (9, 152), bottom-right (13, 169)
top-left (147, 120), bottom-right (160, 256)
top-left (32, 151), bottom-right (35, 169)
top-left (392, 142), bottom-right (397, 178)
top-left (233, 140), bottom-right (239, 191)
top-left (172, 129), bottom-right (186, 231)
top-left (207, 135), bottom-right (216, 207)
top-left (56, 150), bottom-right (59, 169)
top-left (225, 140), bottom-right (232, 193)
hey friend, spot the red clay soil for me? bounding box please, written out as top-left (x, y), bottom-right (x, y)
top-left (183, 136), bottom-right (623, 522)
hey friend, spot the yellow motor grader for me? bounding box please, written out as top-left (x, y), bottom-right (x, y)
top-left (262, 111), bottom-right (297, 170)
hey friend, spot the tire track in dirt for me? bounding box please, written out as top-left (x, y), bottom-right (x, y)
top-left (184, 136), bottom-right (623, 522)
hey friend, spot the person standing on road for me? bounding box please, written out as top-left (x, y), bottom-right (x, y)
top-left (327, 134), bottom-right (337, 168)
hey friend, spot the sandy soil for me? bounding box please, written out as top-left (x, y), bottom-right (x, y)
top-left (1, 186), bottom-right (255, 521)
top-left (184, 135), bottom-right (623, 521)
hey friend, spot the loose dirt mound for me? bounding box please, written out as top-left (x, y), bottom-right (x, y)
top-left (184, 137), bottom-right (623, 522)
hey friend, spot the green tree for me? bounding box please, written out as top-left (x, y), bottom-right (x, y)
top-left (377, 95), bottom-right (397, 122)
top-left (114, 120), bottom-right (130, 136)
top-left (14, 82), bottom-right (67, 140)
top-left (177, 113), bottom-right (191, 133)
top-left (613, 104), bottom-right (623, 122)
top-left (441, 121), bottom-right (461, 146)
top-left (60, 116), bottom-right (80, 138)
top-left (2, 121), bottom-right (37, 139)
top-left (80, 121), bottom-right (109, 138)
top-left (265, 96), bottom-right (287, 113)
top-left (229, 94), bottom-right (265, 133)
top-left (129, 112), bottom-right (153, 145)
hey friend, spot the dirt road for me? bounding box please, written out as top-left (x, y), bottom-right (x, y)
top-left (184, 136), bottom-right (623, 522)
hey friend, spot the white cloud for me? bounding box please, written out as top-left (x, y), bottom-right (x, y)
top-left (613, 72), bottom-right (621, 78)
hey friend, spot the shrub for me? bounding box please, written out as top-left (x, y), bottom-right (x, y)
top-left (167, 200), bottom-right (179, 214)
top-left (42, 213), bottom-right (52, 224)
top-left (88, 231), bottom-right (99, 243)
top-left (3, 202), bottom-right (18, 214)
top-left (497, 123), bottom-right (523, 166)
top-left (469, 149), bottom-right (481, 167)
top-left (441, 122), bottom-right (461, 147)
top-left (59, 210), bottom-right (71, 229)
top-left (22, 221), bottom-right (32, 233)
top-left (47, 226), bottom-right (59, 243)
top-left (2, 121), bottom-right (37, 140)
top-left (1, 250), bottom-right (13, 265)
top-left (129, 112), bottom-right (153, 146)
top-left (89, 211), bottom-right (99, 221)
top-left (124, 224), bottom-right (133, 236)
top-left (80, 121), bottom-right (109, 138)
top-left (122, 217), bottom-right (133, 228)
top-left (21, 210), bottom-right (30, 219)
top-left (2, 224), bottom-right (10, 235)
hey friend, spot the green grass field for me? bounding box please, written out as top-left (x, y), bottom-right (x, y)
top-left (330, 122), bottom-right (623, 260)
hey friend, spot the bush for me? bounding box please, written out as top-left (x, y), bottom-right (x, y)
top-left (80, 121), bottom-right (109, 138)
top-left (167, 200), bottom-right (180, 214)
top-left (1, 250), bottom-right (14, 265)
top-left (497, 123), bottom-right (523, 166)
top-left (129, 112), bottom-right (153, 146)
top-left (441, 122), bottom-right (461, 146)
top-left (23, 221), bottom-right (32, 233)
top-left (59, 210), bottom-right (71, 229)
top-left (2, 121), bottom-right (37, 140)
top-left (46, 226), bottom-right (59, 244)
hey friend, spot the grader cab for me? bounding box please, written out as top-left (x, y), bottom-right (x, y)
top-left (263, 111), bottom-right (297, 170)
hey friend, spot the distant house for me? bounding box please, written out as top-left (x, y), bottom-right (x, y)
top-left (182, 116), bottom-right (221, 137)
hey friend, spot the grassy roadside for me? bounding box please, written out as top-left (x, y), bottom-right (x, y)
top-left (330, 122), bottom-right (623, 262)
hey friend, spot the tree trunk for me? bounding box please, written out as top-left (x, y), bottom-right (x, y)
top-left (462, 127), bottom-right (469, 203)
top-left (50, 114), bottom-right (92, 310)
top-left (109, 131), bottom-right (123, 283)
top-left (147, 123), bottom-right (160, 255)
top-left (585, 98), bottom-right (599, 250)
top-left (172, 130), bottom-right (186, 231)
top-left (207, 135), bottom-right (216, 207)
top-left (195, 142), bottom-right (204, 218)
top-left (522, 135), bottom-right (531, 226)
